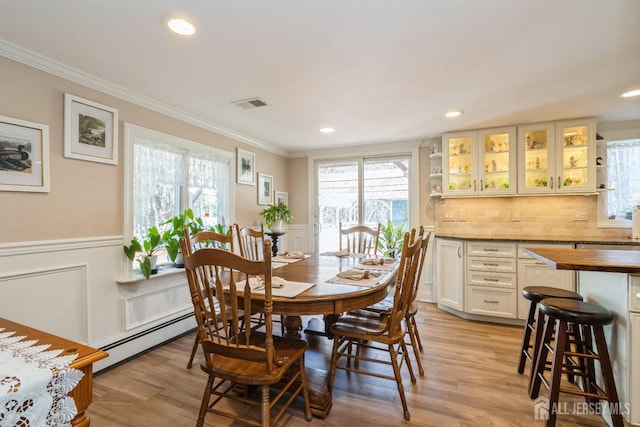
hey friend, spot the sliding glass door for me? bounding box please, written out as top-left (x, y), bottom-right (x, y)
top-left (316, 156), bottom-right (410, 253)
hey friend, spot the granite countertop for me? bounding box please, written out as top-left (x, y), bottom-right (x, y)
top-left (434, 232), bottom-right (640, 246)
top-left (524, 247), bottom-right (640, 274)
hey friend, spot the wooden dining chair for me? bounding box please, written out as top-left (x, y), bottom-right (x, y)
top-left (339, 222), bottom-right (381, 254)
top-left (180, 238), bottom-right (312, 427)
top-left (235, 223), bottom-right (265, 260)
top-left (182, 225), bottom-right (240, 369)
top-left (362, 228), bottom-right (431, 376)
top-left (328, 227), bottom-right (425, 421)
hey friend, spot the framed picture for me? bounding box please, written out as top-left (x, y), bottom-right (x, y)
top-left (275, 191), bottom-right (288, 206)
top-left (257, 173), bottom-right (273, 205)
top-left (64, 93), bottom-right (119, 165)
top-left (236, 148), bottom-right (255, 185)
top-left (0, 115), bottom-right (50, 193)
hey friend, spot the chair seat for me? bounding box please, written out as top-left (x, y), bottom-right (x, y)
top-left (202, 333), bottom-right (308, 386)
top-left (332, 311), bottom-right (406, 343)
top-left (538, 298), bottom-right (614, 325)
top-left (522, 286), bottom-right (582, 303)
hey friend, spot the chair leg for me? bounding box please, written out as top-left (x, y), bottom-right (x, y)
top-left (389, 344), bottom-right (410, 421)
top-left (546, 319), bottom-right (568, 427)
top-left (197, 374), bottom-right (215, 427)
top-left (261, 384), bottom-right (270, 427)
top-left (401, 340), bottom-right (417, 384)
top-left (530, 314), bottom-right (554, 399)
top-left (298, 356), bottom-right (313, 422)
top-left (518, 300), bottom-right (537, 374)
top-left (410, 314), bottom-right (424, 351)
top-left (328, 336), bottom-right (341, 391)
top-left (187, 333), bottom-right (200, 369)
top-left (406, 317), bottom-right (424, 376)
top-left (592, 325), bottom-right (625, 427)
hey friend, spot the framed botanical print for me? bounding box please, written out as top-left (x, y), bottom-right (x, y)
top-left (64, 93), bottom-right (119, 165)
top-left (0, 115), bottom-right (50, 192)
top-left (236, 148), bottom-right (255, 185)
top-left (257, 173), bottom-right (273, 205)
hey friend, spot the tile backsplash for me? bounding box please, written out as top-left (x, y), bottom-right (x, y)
top-left (434, 195), bottom-right (631, 240)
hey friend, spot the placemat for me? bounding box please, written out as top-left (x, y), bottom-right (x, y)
top-left (237, 277), bottom-right (315, 298)
top-left (325, 269), bottom-right (382, 288)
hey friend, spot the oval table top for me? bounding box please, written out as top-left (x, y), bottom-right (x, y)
top-left (259, 254), bottom-right (398, 316)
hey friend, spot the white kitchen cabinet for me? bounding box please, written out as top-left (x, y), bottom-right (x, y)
top-left (443, 127), bottom-right (516, 197)
top-left (516, 243), bottom-right (575, 319)
top-left (517, 119), bottom-right (596, 194)
top-left (436, 238), bottom-right (464, 311)
top-left (465, 241), bottom-right (517, 319)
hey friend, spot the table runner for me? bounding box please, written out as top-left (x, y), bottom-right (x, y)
top-left (0, 329), bottom-right (84, 427)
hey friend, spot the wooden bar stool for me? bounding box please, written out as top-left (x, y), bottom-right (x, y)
top-left (517, 286), bottom-right (583, 376)
top-left (530, 298), bottom-right (624, 427)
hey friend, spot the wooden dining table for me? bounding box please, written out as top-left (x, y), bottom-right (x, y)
top-left (253, 253), bottom-right (399, 417)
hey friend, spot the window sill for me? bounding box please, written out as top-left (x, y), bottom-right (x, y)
top-left (117, 265), bottom-right (185, 285)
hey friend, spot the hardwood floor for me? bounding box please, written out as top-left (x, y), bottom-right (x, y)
top-left (90, 303), bottom-right (613, 426)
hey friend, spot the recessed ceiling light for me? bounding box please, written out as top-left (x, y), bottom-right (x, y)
top-left (167, 18), bottom-right (196, 36)
top-left (621, 89), bottom-right (640, 98)
top-left (319, 127), bottom-right (335, 134)
top-left (445, 110), bottom-right (463, 118)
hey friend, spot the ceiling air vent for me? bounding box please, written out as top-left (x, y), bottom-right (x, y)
top-left (231, 97), bottom-right (268, 110)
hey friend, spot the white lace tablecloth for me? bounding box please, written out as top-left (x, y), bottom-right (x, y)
top-left (0, 329), bottom-right (84, 427)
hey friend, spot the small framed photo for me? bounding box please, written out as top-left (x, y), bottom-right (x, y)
top-left (236, 148), bottom-right (255, 185)
top-left (257, 173), bottom-right (273, 205)
top-left (0, 115), bottom-right (50, 193)
top-left (275, 191), bottom-right (288, 206)
top-left (64, 93), bottom-right (119, 165)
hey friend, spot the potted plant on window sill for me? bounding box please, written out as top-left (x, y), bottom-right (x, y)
top-left (162, 208), bottom-right (204, 267)
top-left (259, 203), bottom-right (293, 233)
top-left (123, 225), bottom-right (162, 279)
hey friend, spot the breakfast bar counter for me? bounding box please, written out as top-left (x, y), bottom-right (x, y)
top-left (525, 247), bottom-right (640, 426)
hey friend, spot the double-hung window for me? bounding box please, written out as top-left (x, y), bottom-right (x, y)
top-left (125, 124), bottom-right (233, 261)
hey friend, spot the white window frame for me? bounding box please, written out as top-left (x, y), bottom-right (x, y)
top-left (306, 140), bottom-right (421, 252)
top-left (123, 123), bottom-right (235, 241)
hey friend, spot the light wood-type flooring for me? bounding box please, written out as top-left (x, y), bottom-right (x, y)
top-left (90, 303), bottom-right (615, 426)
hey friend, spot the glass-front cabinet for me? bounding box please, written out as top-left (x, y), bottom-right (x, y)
top-left (555, 119), bottom-right (595, 193)
top-left (517, 119), bottom-right (595, 194)
top-left (443, 127), bottom-right (516, 196)
top-left (478, 127), bottom-right (516, 195)
top-left (443, 132), bottom-right (478, 196)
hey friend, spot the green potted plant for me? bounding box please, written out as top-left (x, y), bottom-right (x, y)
top-left (377, 219), bottom-right (406, 258)
top-left (259, 203), bottom-right (293, 232)
top-left (123, 225), bottom-right (162, 279)
top-left (162, 208), bottom-right (204, 266)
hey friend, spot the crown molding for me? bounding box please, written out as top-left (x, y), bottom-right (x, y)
top-left (0, 38), bottom-right (288, 157)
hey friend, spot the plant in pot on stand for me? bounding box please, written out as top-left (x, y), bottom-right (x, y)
top-left (259, 203), bottom-right (293, 233)
top-left (123, 225), bottom-right (162, 279)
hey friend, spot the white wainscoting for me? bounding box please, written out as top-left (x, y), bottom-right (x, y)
top-left (0, 236), bottom-right (195, 372)
top-left (279, 224), bottom-right (311, 254)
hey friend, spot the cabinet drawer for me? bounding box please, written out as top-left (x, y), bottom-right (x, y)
top-left (467, 271), bottom-right (516, 289)
top-left (466, 286), bottom-right (517, 319)
top-left (517, 243), bottom-right (573, 259)
top-left (467, 256), bottom-right (517, 273)
top-left (467, 242), bottom-right (516, 258)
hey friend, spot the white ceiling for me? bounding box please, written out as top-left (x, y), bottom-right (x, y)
top-left (1, 1), bottom-right (639, 156)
